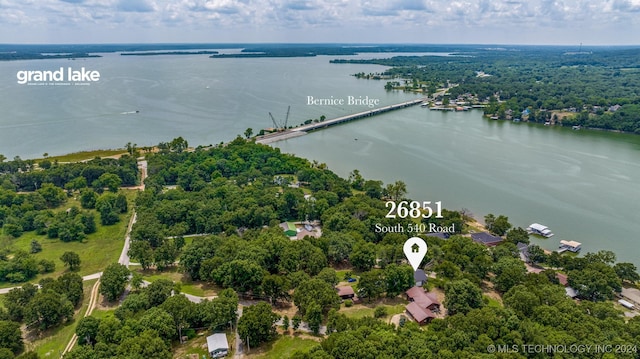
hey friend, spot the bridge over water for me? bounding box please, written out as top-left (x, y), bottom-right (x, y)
top-left (256, 98), bottom-right (425, 144)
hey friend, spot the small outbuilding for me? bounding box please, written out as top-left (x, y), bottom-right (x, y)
top-left (206, 333), bottom-right (229, 358)
top-left (336, 286), bottom-right (355, 300)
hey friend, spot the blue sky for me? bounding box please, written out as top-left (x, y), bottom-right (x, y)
top-left (1, 0), bottom-right (639, 44)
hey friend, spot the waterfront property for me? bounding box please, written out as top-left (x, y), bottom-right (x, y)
top-left (558, 240), bottom-right (582, 253)
top-left (206, 333), bottom-right (229, 358)
top-left (527, 223), bottom-right (554, 237)
top-left (470, 232), bottom-right (503, 246)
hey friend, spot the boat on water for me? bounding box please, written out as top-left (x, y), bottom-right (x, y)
top-left (527, 223), bottom-right (554, 237)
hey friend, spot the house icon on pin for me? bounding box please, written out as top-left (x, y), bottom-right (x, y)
top-left (411, 243), bottom-right (420, 253)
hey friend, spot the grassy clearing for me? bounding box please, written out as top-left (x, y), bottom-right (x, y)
top-left (0, 191), bottom-right (135, 289)
top-left (40, 149), bottom-right (128, 163)
top-left (252, 335), bottom-right (319, 359)
top-left (485, 296), bottom-right (502, 308)
top-left (136, 267), bottom-right (220, 297)
top-left (340, 302), bottom-right (406, 319)
top-left (173, 330), bottom-right (233, 359)
top-left (27, 279), bottom-right (97, 357)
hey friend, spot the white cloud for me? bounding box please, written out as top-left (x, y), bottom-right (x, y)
top-left (0, 0), bottom-right (638, 44)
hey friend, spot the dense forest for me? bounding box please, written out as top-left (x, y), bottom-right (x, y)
top-left (333, 46), bottom-right (640, 133)
top-left (1, 138), bottom-right (639, 358)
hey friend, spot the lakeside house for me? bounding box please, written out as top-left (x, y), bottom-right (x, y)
top-left (516, 242), bottom-right (531, 263)
top-left (556, 272), bottom-right (578, 298)
top-left (470, 232), bottom-right (503, 246)
top-left (206, 333), bottom-right (229, 358)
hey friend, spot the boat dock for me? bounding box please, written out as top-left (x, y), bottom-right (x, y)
top-left (256, 98), bottom-right (425, 144)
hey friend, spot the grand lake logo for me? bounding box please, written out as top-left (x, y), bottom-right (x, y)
top-left (16, 67), bottom-right (100, 85)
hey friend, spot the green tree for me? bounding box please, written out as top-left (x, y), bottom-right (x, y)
top-left (568, 263), bottom-right (621, 301)
top-left (444, 279), bottom-right (484, 315)
top-left (76, 316), bottom-right (101, 345)
top-left (128, 240), bottom-right (154, 270)
top-left (116, 330), bottom-right (172, 359)
top-left (384, 264), bottom-right (414, 297)
top-left (24, 291), bottom-right (74, 331)
top-left (244, 128), bottom-right (253, 139)
top-left (292, 315), bottom-right (301, 330)
top-left (358, 270), bottom-right (386, 301)
top-left (30, 240), bottom-right (42, 254)
top-left (293, 279), bottom-right (340, 316)
top-left (614, 262), bottom-right (640, 283)
top-left (37, 183), bottom-right (66, 208)
top-left (281, 315), bottom-right (290, 332)
top-left (60, 251), bottom-right (81, 270)
top-left (349, 241), bottom-right (376, 271)
top-left (237, 302), bottom-right (279, 348)
top-left (485, 214), bottom-right (511, 236)
top-left (384, 180), bottom-right (407, 201)
top-left (0, 321), bottom-right (23, 354)
top-left (262, 274), bottom-right (290, 305)
top-left (79, 189), bottom-right (98, 209)
top-left (492, 256), bottom-right (526, 293)
top-left (316, 268), bottom-right (338, 286)
top-left (99, 263), bottom-right (130, 302)
top-left (305, 302), bottom-right (323, 335)
top-left (139, 307), bottom-right (177, 340)
top-left (506, 227), bottom-right (529, 244)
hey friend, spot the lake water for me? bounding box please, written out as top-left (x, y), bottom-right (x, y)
top-left (1, 52), bottom-right (639, 266)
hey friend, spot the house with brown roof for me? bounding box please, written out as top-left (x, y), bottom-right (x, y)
top-left (405, 302), bottom-right (436, 325)
top-left (406, 286), bottom-right (440, 312)
top-left (336, 286), bottom-right (355, 300)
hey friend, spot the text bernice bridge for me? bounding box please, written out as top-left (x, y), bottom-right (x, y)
top-left (256, 97), bottom-right (425, 145)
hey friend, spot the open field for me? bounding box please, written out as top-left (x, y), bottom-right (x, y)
top-left (23, 279), bottom-right (98, 357)
top-left (0, 191), bottom-right (135, 288)
top-left (251, 335), bottom-right (319, 358)
top-left (41, 149), bottom-right (128, 163)
top-left (135, 266), bottom-right (220, 297)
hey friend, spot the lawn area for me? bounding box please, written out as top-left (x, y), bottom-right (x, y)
top-left (29, 278), bottom-right (97, 357)
top-left (484, 295), bottom-right (502, 308)
top-left (252, 335), bottom-right (319, 359)
top-left (340, 302), bottom-right (406, 320)
top-left (0, 191), bottom-right (136, 289)
top-left (136, 267), bottom-right (219, 297)
top-left (41, 149), bottom-right (128, 163)
top-left (173, 331), bottom-right (234, 359)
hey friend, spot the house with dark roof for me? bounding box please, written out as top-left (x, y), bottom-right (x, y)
top-left (516, 242), bottom-right (531, 262)
top-left (414, 269), bottom-right (428, 287)
top-left (426, 232), bottom-right (450, 239)
top-left (470, 232), bottom-right (503, 246)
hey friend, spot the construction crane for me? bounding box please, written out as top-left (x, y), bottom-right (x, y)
top-left (268, 105), bottom-right (290, 132)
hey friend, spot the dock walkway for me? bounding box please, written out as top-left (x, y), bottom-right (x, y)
top-left (256, 98), bottom-right (424, 144)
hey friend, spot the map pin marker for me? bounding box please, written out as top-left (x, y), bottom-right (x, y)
top-left (403, 237), bottom-right (428, 271)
